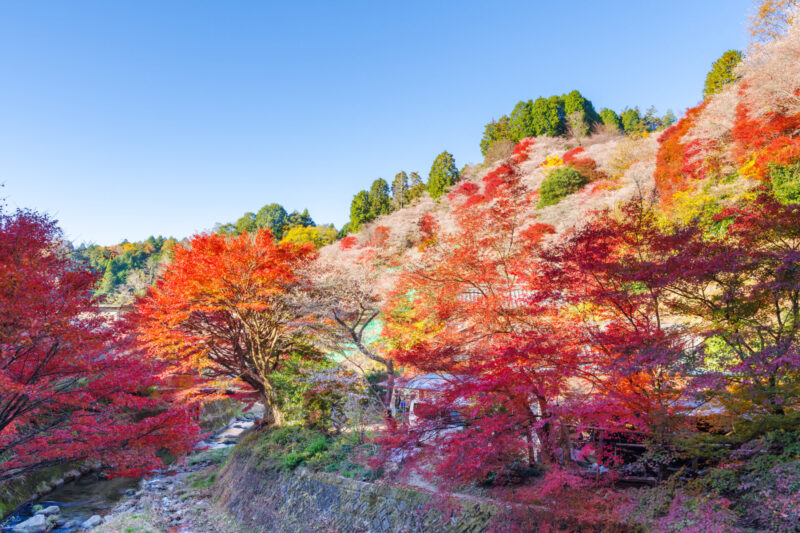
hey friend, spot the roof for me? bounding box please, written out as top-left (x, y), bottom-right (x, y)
top-left (397, 373), bottom-right (456, 391)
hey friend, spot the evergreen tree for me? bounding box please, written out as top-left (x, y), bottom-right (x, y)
top-left (703, 49), bottom-right (743, 99)
top-left (562, 90), bottom-right (599, 134)
top-left (508, 100), bottom-right (534, 142)
top-left (349, 190), bottom-right (370, 232)
top-left (368, 179), bottom-right (392, 219)
top-left (530, 96), bottom-right (565, 136)
top-left (480, 115), bottom-right (512, 156)
top-left (255, 203), bottom-right (288, 239)
top-left (620, 107), bottom-right (642, 133)
top-left (427, 151), bottom-right (459, 200)
top-left (408, 172), bottom-right (426, 200)
top-left (286, 208), bottom-right (315, 230)
top-left (392, 171), bottom-right (410, 209)
top-left (234, 212), bottom-right (258, 235)
top-left (599, 108), bottom-right (622, 131)
top-left (662, 109), bottom-right (677, 129)
top-left (642, 106), bottom-right (663, 132)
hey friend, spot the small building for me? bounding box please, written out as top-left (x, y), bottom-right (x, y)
top-left (390, 373), bottom-right (456, 425)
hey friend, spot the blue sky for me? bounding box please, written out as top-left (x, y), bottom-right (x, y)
top-left (0, 0), bottom-right (752, 245)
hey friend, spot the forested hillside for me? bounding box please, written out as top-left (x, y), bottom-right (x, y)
top-left (6, 3), bottom-right (800, 532)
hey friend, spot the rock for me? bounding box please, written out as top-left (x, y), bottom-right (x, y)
top-left (81, 515), bottom-right (102, 529)
top-left (34, 505), bottom-right (60, 516)
top-left (11, 514), bottom-right (48, 533)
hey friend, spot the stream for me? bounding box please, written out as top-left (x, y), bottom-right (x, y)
top-left (0, 417), bottom-right (255, 532)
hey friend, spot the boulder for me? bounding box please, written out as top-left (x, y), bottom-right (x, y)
top-left (34, 505), bottom-right (60, 516)
top-left (81, 515), bottom-right (102, 529)
top-left (11, 514), bottom-right (48, 533)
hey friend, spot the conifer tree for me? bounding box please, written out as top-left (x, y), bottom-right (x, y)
top-left (392, 171), bottom-right (410, 209)
top-left (368, 179), bottom-right (392, 219)
top-left (427, 151), bottom-right (459, 199)
top-left (350, 190), bottom-right (370, 231)
top-left (408, 171), bottom-right (425, 200)
top-left (480, 115), bottom-right (512, 156)
top-left (509, 100), bottom-right (534, 141)
top-left (703, 49), bottom-right (743, 99)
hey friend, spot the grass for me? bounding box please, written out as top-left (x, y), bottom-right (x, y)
top-left (241, 425), bottom-right (379, 480)
top-left (188, 471), bottom-right (217, 490)
top-left (92, 512), bottom-right (158, 533)
top-left (187, 447), bottom-right (230, 466)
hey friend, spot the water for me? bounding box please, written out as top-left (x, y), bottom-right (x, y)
top-left (1, 473), bottom-right (140, 532)
top-left (0, 417), bottom-right (254, 531)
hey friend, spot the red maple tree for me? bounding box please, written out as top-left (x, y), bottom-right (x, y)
top-left (0, 209), bottom-right (196, 481)
top-left (380, 162), bottom-right (585, 484)
top-left (130, 230), bottom-right (317, 425)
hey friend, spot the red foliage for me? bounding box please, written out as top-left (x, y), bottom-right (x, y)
top-left (0, 209), bottom-right (197, 481)
top-left (339, 235), bottom-right (358, 250)
top-left (654, 103), bottom-right (707, 204)
top-left (417, 213), bottom-right (438, 240)
top-left (511, 138), bottom-right (536, 164)
top-left (543, 200), bottom-right (695, 438)
top-left (563, 147), bottom-right (605, 182)
top-left (382, 161), bottom-right (578, 484)
top-left (453, 181), bottom-right (479, 197)
top-left (131, 230), bottom-right (317, 425)
top-left (367, 225), bottom-right (391, 248)
top-left (731, 93), bottom-right (800, 179)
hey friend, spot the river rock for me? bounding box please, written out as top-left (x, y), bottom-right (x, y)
top-left (11, 514), bottom-right (48, 533)
top-left (34, 505), bottom-right (60, 516)
top-left (81, 515), bottom-right (102, 529)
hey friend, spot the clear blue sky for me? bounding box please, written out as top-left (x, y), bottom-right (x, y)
top-left (0, 0), bottom-right (752, 245)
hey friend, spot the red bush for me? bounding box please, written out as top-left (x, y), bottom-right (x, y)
top-left (511, 138), bottom-right (536, 163)
top-left (339, 236), bottom-right (358, 250)
top-left (563, 147), bottom-right (605, 182)
top-left (367, 226), bottom-right (391, 248)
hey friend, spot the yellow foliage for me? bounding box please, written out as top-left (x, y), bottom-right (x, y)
top-left (738, 152), bottom-right (760, 179)
top-left (542, 154), bottom-right (563, 169)
top-left (668, 188), bottom-right (721, 226)
top-left (281, 225), bottom-right (337, 249)
top-left (750, 0), bottom-right (798, 45)
top-left (608, 136), bottom-right (648, 179)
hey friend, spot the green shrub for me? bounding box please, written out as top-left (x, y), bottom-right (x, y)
top-left (538, 167), bottom-right (588, 207)
top-left (770, 162), bottom-right (800, 204)
top-left (282, 451), bottom-right (306, 470)
top-left (305, 435), bottom-right (330, 457)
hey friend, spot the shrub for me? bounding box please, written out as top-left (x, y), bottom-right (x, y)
top-left (769, 161), bottom-right (800, 204)
top-left (305, 435), bottom-right (330, 456)
top-left (282, 451), bottom-right (305, 470)
top-left (538, 167), bottom-right (588, 207)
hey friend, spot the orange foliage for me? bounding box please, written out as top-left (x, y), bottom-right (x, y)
top-left (654, 103), bottom-right (707, 204)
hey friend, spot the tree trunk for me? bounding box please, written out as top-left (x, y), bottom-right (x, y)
top-left (259, 380), bottom-right (284, 427)
top-left (385, 360), bottom-right (395, 411)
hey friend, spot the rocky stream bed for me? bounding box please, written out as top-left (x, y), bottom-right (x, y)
top-left (1, 417), bottom-right (254, 533)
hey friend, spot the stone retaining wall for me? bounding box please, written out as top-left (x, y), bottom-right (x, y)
top-left (215, 448), bottom-right (637, 533)
top-left (214, 454), bottom-right (498, 533)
